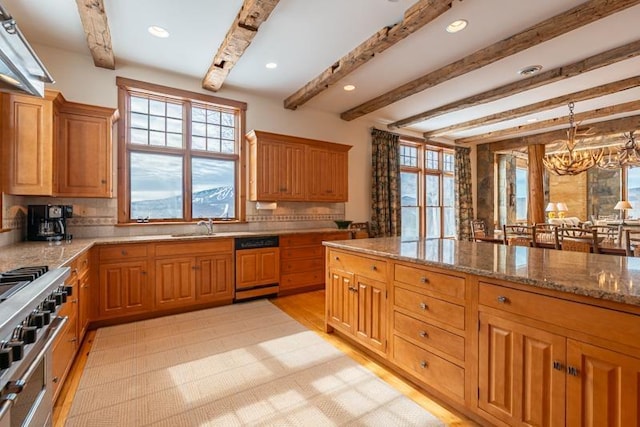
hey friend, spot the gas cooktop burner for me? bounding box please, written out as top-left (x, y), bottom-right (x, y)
top-left (0, 266), bottom-right (49, 302)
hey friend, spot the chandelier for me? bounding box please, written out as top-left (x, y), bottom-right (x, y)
top-left (543, 102), bottom-right (603, 176)
top-left (618, 131), bottom-right (640, 166)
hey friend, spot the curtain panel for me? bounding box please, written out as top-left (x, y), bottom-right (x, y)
top-left (370, 129), bottom-right (401, 237)
top-left (455, 146), bottom-right (474, 240)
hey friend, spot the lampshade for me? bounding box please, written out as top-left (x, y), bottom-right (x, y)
top-left (614, 200), bottom-right (632, 210)
top-left (545, 202), bottom-right (557, 212)
top-left (556, 203), bottom-right (568, 212)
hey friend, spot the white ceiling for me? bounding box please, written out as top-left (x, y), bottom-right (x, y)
top-left (4, 0), bottom-right (640, 144)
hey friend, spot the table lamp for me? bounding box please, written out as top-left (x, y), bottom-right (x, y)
top-left (556, 202), bottom-right (568, 219)
top-left (614, 200), bottom-right (632, 224)
top-left (545, 202), bottom-right (557, 219)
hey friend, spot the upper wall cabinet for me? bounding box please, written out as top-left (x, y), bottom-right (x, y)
top-left (246, 130), bottom-right (351, 202)
top-left (1, 90), bottom-right (118, 197)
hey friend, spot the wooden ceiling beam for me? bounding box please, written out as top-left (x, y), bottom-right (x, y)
top-left (394, 40), bottom-right (640, 130)
top-left (75, 0), bottom-right (115, 69)
top-left (283, 0), bottom-right (453, 110)
top-left (456, 100), bottom-right (640, 144)
top-left (202, 0), bottom-right (280, 92)
top-left (423, 75), bottom-right (640, 137)
top-left (341, 0), bottom-right (640, 122)
top-left (486, 115), bottom-right (640, 152)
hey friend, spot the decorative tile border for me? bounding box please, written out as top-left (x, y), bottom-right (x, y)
top-left (247, 214), bottom-right (343, 222)
top-left (67, 217), bottom-right (118, 226)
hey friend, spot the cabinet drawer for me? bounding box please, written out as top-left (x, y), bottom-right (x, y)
top-left (394, 286), bottom-right (465, 331)
top-left (99, 244), bottom-right (148, 261)
top-left (393, 335), bottom-right (465, 401)
top-left (281, 246), bottom-right (324, 260)
top-left (74, 250), bottom-right (90, 275)
top-left (58, 296), bottom-right (78, 320)
top-left (280, 233), bottom-right (324, 247)
top-left (52, 314), bottom-right (78, 401)
top-left (328, 250), bottom-right (387, 282)
top-left (281, 258), bottom-right (323, 273)
top-left (394, 263), bottom-right (465, 300)
top-left (393, 311), bottom-right (465, 361)
top-left (479, 282), bottom-right (640, 348)
top-left (155, 239), bottom-right (233, 257)
top-left (280, 270), bottom-right (324, 289)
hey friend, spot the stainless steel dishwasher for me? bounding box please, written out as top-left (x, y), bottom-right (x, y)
top-left (234, 236), bottom-right (280, 301)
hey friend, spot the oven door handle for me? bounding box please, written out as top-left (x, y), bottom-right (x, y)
top-left (6, 316), bottom-right (68, 394)
top-left (0, 393), bottom-right (17, 419)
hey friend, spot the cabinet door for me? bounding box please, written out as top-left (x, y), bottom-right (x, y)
top-left (478, 313), bottom-right (566, 427)
top-left (2, 92), bottom-right (55, 195)
top-left (51, 313), bottom-right (78, 402)
top-left (354, 276), bottom-right (387, 354)
top-left (255, 140), bottom-right (306, 200)
top-left (57, 110), bottom-right (112, 197)
top-left (326, 269), bottom-right (356, 334)
top-left (155, 257), bottom-right (196, 308)
top-left (196, 254), bottom-right (234, 302)
top-left (235, 248), bottom-right (280, 289)
top-left (308, 147), bottom-right (348, 201)
top-left (566, 339), bottom-right (640, 427)
top-left (98, 261), bottom-right (151, 318)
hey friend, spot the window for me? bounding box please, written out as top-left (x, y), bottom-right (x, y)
top-left (515, 167), bottom-right (528, 221)
top-left (116, 78), bottom-right (246, 223)
top-left (626, 166), bottom-right (640, 219)
top-left (400, 141), bottom-right (456, 238)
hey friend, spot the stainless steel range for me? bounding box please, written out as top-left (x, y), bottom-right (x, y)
top-left (0, 266), bottom-right (70, 427)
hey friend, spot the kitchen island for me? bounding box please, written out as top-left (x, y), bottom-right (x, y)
top-left (323, 237), bottom-right (640, 427)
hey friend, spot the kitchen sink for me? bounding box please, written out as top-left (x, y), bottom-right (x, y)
top-left (170, 232), bottom-right (216, 238)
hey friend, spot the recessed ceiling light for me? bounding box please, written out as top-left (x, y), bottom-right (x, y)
top-left (265, 62), bottom-right (278, 69)
top-left (446, 19), bottom-right (468, 33)
top-left (343, 84), bottom-right (356, 91)
top-left (518, 65), bottom-right (543, 76)
top-left (148, 25), bottom-right (169, 38)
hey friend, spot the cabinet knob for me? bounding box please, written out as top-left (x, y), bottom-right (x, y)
top-left (497, 296), bottom-right (509, 304)
top-left (419, 302), bottom-right (428, 311)
top-left (334, 256), bottom-right (339, 260)
top-left (567, 366), bottom-right (580, 377)
top-left (121, 250), bottom-right (128, 256)
top-left (52, 377), bottom-right (59, 383)
top-left (70, 337), bottom-right (77, 343)
top-left (420, 277), bottom-right (429, 284)
top-left (141, 271), bottom-right (147, 275)
top-left (370, 265), bottom-right (377, 271)
top-left (101, 179), bottom-right (107, 184)
top-left (72, 299), bottom-right (78, 304)
top-left (72, 268), bottom-right (78, 275)
top-left (418, 330), bottom-right (428, 338)
top-left (553, 361), bottom-right (564, 371)
top-left (420, 360), bottom-right (428, 369)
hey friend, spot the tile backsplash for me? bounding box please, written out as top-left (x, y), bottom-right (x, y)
top-left (2, 194), bottom-right (347, 244)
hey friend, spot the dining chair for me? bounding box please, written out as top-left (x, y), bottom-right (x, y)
top-left (624, 230), bottom-right (640, 256)
top-left (593, 224), bottom-right (622, 249)
top-left (470, 219), bottom-right (487, 241)
top-left (557, 226), bottom-right (598, 253)
top-left (532, 223), bottom-right (559, 249)
top-left (503, 224), bottom-right (533, 247)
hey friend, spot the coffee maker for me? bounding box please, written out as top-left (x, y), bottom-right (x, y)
top-left (27, 205), bottom-right (73, 241)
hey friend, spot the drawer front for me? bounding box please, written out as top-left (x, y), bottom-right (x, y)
top-left (394, 263), bottom-right (465, 300)
top-left (58, 297), bottom-right (78, 320)
top-left (74, 250), bottom-right (90, 275)
top-left (393, 311), bottom-right (465, 361)
top-left (394, 286), bottom-right (465, 331)
top-left (281, 246), bottom-right (324, 260)
top-left (280, 270), bottom-right (324, 289)
top-left (155, 239), bottom-right (233, 257)
top-left (328, 250), bottom-right (387, 282)
top-left (281, 258), bottom-right (323, 273)
top-left (479, 282), bottom-right (640, 348)
top-left (280, 233), bottom-right (324, 247)
top-left (99, 244), bottom-right (148, 261)
top-left (393, 335), bottom-right (465, 401)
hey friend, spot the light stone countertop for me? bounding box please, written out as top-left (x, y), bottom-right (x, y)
top-left (0, 228), bottom-right (348, 273)
top-left (324, 237), bottom-right (640, 308)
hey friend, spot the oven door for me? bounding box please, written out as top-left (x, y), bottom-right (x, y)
top-left (0, 316), bottom-right (67, 427)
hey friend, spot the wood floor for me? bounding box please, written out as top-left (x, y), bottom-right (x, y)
top-left (53, 290), bottom-right (477, 426)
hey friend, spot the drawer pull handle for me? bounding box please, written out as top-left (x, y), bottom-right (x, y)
top-left (419, 330), bottom-right (428, 338)
top-left (348, 286), bottom-right (358, 293)
top-left (371, 265), bottom-right (377, 271)
top-left (553, 361), bottom-right (564, 371)
top-left (72, 299), bottom-right (78, 304)
top-left (497, 296), bottom-right (509, 304)
top-left (420, 360), bottom-right (428, 369)
top-left (567, 366), bottom-right (580, 377)
top-left (121, 250), bottom-right (128, 256)
top-left (72, 268), bottom-right (78, 275)
top-left (52, 377), bottom-right (59, 383)
top-left (419, 302), bottom-right (428, 311)
top-left (420, 277), bottom-right (429, 284)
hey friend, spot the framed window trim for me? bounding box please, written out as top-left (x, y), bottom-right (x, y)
top-left (399, 138), bottom-right (455, 238)
top-left (116, 77), bottom-right (247, 224)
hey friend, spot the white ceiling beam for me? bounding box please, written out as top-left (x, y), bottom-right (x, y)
top-left (202, 0), bottom-right (280, 92)
top-left (75, 0), bottom-right (115, 69)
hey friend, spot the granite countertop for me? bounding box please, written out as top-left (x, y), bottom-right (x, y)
top-left (0, 228), bottom-right (350, 272)
top-left (324, 237), bottom-right (640, 308)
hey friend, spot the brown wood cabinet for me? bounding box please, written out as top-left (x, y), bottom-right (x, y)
top-left (246, 130), bottom-right (351, 202)
top-left (235, 247), bottom-right (280, 289)
top-left (1, 90), bottom-right (117, 197)
top-left (155, 257), bottom-right (196, 309)
top-left (195, 254), bottom-right (234, 303)
top-left (280, 231), bottom-right (350, 295)
top-left (326, 248), bottom-right (388, 357)
top-left (98, 260), bottom-right (151, 318)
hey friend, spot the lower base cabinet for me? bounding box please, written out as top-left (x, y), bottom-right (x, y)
top-left (195, 254), bottom-right (234, 302)
top-left (155, 257), bottom-right (196, 308)
top-left (98, 260), bottom-right (152, 318)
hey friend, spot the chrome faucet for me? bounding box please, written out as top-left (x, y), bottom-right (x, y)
top-left (196, 218), bottom-right (214, 235)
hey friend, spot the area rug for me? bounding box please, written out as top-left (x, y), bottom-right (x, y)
top-left (66, 299), bottom-right (446, 426)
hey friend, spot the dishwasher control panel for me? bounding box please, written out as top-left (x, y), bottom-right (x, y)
top-left (235, 236), bottom-right (279, 250)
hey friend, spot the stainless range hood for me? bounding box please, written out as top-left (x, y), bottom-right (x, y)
top-left (0, 2), bottom-right (53, 97)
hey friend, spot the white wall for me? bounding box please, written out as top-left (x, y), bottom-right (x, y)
top-left (32, 44), bottom-right (402, 222)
